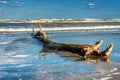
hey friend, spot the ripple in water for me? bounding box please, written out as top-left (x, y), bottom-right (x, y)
top-left (0, 32), bottom-right (120, 80)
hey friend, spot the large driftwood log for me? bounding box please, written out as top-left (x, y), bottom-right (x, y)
top-left (33, 27), bottom-right (113, 59)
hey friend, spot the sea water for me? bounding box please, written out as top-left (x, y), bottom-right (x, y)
top-left (0, 23), bottom-right (120, 80)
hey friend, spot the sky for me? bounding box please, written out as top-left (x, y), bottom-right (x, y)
top-left (0, 0), bottom-right (120, 19)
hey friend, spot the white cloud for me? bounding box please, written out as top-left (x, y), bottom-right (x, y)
top-left (87, 2), bottom-right (96, 8)
top-left (0, 0), bottom-right (8, 4)
top-left (37, 6), bottom-right (45, 9)
top-left (10, 1), bottom-right (24, 7)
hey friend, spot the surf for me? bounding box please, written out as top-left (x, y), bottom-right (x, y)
top-left (0, 25), bottom-right (120, 33)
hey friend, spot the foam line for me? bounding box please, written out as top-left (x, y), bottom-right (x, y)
top-left (0, 26), bottom-right (120, 33)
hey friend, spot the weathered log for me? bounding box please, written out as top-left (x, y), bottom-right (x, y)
top-left (33, 27), bottom-right (113, 59)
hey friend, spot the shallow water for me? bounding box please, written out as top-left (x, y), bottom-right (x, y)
top-left (0, 31), bottom-right (120, 80)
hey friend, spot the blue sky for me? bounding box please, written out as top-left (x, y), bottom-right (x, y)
top-left (0, 0), bottom-right (120, 19)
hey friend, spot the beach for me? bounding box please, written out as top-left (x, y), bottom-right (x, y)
top-left (0, 21), bottom-right (120, 80)
top-left (0, 0), bottom-right (120, 79)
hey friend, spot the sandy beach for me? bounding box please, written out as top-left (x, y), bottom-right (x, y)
top-left (0, 0), bottom-right (120, 79)
top-left (0, 29), bottom-right (120, 80)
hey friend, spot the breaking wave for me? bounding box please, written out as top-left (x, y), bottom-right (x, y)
top-left (0, 25), bottom-right (120, 33)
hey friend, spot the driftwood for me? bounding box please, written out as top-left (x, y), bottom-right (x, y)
top-left (33, 27), bottom-right (113, 60)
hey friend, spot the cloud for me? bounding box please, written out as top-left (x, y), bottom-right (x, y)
top-left (0, 0), bottom-right (8, 4)
top-left (87, 2), bottom-right (96, 8)
top-left (9, 1), bottom-right (24, 7)
top-left (37, 6), bottom-right (45, 9)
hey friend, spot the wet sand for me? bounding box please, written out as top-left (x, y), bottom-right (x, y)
top-left (0, 26), bottom-right (120, 80)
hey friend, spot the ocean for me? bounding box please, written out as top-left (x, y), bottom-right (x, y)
top-left (0, 21), bottom-right (120, 80)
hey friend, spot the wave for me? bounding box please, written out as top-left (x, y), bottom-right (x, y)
top-left (11, 54), bottom-right (29, 58)
top-left (0, 41), bottom-right (12, 45)
top-left (0, 25), bottom-right (120, 33)
top-left (42, 26), bottom-right (120, 31)
top-left (0, 18), bottom-right (120, 23)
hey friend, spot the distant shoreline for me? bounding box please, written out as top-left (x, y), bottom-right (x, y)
top-left (0, 18), bottom-right (120, 24)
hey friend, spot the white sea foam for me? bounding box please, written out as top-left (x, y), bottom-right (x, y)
top-left (107, 72), bottom-right (120, 77)
top-left (16, 64), bottom-right (32, 68)
top-left (0, 41), bottom-right (11, 45)
top-left (4, 51), bottom-right (17, 56)
top-left (113, 72), bottom-right (120, 75)
top-left (110, 68), bottom-right (117, 72)
top-left (93, 77), bottom-right (113, 80)
top-left (42, 26), bottom-right (120, 31)
top-left (99, 77), bottom-right (113, 80)
top-left (11, 55), bottom-right (29, 58)
top-left (0, 25), bottom-right (120, 33)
